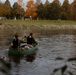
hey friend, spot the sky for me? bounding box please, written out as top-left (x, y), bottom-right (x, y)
top-left (1, 0), bottom-right (74, 6)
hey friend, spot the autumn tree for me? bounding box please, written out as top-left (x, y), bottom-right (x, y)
top-left (12, 2), bottom-right (25, 19)
top-left (61, 0), bottom-right (71, 20)
top-left (71, 0), bottom-right (76, 20)
top-left (5, 0), bottom-right (11, 6)
top-left (25, 0), bottom-right (37, 19)
top-left (0, 3), bottom-right (4, 16)
top-left (4, 0), bottom-right (11, 19)
top-left (0, 3), bottom-right (11, 19)
top-left (4, 4), bottom-right (11, 19)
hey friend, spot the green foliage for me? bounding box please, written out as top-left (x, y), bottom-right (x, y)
top-left (50, 1), bottom-right (61, 20)
top-left (12, 2), bottom-right (25, 19)
top-left (37, 3), bottom-right (44, 19)
top-left (61, 0), bottom-right (71, 20)
top-left (37, 0), bottom-right (61, 20)
top-left (4, 0), bottom-right (11, 7)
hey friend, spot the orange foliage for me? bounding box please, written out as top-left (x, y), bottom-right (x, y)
top-left (25, 0), bottom-right (37, 19)
top-left (0, 3), bottom-right (11, 16)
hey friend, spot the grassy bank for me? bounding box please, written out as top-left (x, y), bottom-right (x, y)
top-left (0, 20), bottom-right (76, 35)
top-left (0, 20), bottom-right (76, 30)
top-left (0, 20), bottom-right (76, 25)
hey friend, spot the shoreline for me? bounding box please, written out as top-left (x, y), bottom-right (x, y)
top-left (0, 24), bottom-right (76, 30)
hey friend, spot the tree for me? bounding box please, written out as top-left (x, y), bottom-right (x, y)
top-left (4, 0), bottom-right (11, 6)
top-left (49, 0), bottom-right (61, 20)
top-left (12, 2), bottom-right (25, 19)
top-left (37, 0), bottom-right (61, 20)
top-left (53, 0), bottom-right (60, 4)
top-left (71, 0), bottom-right (76, 20)
top-left (43, 0), bottom-right (50, 19)
top-left (37, 3), bottom-right (44, 19)
top-left (4, 0), bottom-right (11, 19)
top-left (0, 3), bottom-right (4, 16)
top-left (61, 0), bottom-right (71, 20)
top-left (0, 3), bottom-right (11, 19)
top-left (25, 0), bottom-right (37, 19)
top-left (44, 0), bottom-right (49, 5)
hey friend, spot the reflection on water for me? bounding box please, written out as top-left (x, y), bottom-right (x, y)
top-left (9, 52), bottom-right (37, 64)
top-left (0, 29), bottom-right (76, 75)
top-left (25, 53), bottom-right (37, 62)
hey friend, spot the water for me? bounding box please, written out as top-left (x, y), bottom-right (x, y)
top-left (0, 29), bottom-right (76, 75)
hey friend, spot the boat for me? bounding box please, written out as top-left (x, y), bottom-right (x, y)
top-left (8, 39), bottom-right (38, 57)
top-left (8, 43), bottom-right (38, 57)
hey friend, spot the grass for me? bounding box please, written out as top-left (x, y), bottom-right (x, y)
top-left (0, 20), bottom-right (76, 25)
top-left (0, 20), bottom-right (76, 35)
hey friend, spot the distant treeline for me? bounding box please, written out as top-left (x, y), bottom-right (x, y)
top-left (0, 0), bottom-right (76, 20)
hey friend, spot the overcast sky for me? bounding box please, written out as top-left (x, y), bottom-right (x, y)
top-left (1, 0), bottom-right (74, 6)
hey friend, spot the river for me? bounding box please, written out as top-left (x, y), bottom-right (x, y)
top-left (0, 29), bottom-right (76, 75)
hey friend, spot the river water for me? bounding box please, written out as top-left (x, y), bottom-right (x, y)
top-left (0, 29), bottom-right (76, 75)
